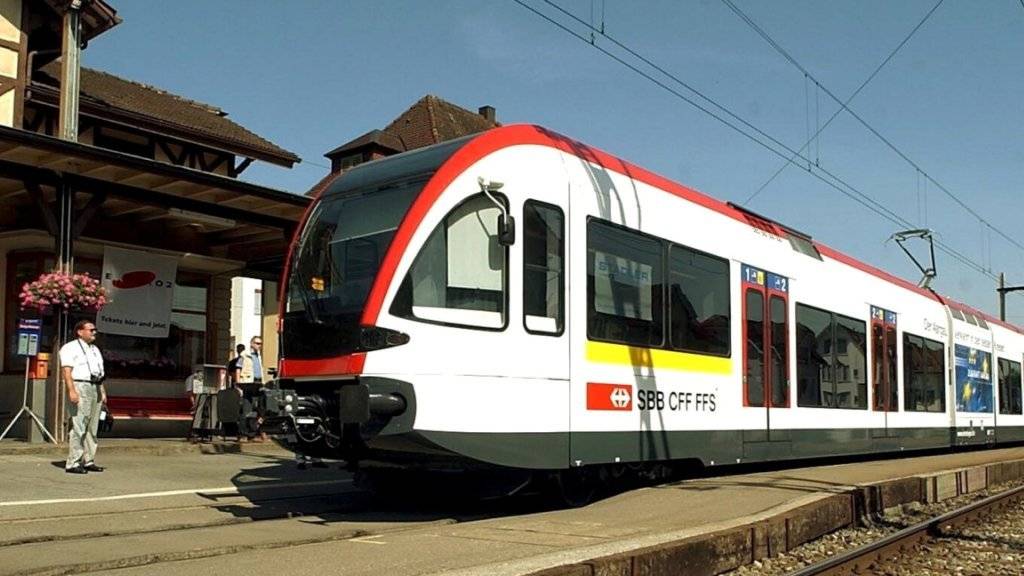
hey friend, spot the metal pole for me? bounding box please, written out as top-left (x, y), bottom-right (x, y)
top-left (57, 1), bottom-right (82, 143)
top-left (1000, 272), bottom-right (1006, 322)
top-left (52, 1), bottom-right (83, 443)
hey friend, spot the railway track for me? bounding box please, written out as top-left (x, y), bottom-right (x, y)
top-left (786, 483), bottom-right (1024, 576)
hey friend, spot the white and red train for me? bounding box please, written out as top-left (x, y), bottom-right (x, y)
top-left (265, 124), bottom-right (1024, 477)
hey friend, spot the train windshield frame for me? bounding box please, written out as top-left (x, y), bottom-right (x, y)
top-left (282, 179), bottom-right (422, 359)
top-left (282, 135), bottom-right (476, 360)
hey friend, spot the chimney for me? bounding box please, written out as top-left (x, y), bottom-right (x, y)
top-left (478, 105), bottom-right (496, 124)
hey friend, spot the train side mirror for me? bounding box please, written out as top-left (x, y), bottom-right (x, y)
top-left (497, 214), bottom-right (516, 246)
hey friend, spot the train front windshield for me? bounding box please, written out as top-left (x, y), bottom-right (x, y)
top-left (283, 180), bottom-right (422, 359)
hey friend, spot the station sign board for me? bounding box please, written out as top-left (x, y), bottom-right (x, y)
top-left (16, 318), bottom-right (41, 357)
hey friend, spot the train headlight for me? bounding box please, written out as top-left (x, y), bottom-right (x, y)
top-left (284, 404), bottom-right (293, 413)
top-left (284, 394), bottom-right (294, 404)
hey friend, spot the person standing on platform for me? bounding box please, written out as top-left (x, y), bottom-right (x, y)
top-left (239, 336), bottom-right (263, 386)
top-left (60, 320), bottom-right (106, 474)
top-left (226, 343), bottom-right (245, 387)
top-left (236, 336), bottom-right (265, 441)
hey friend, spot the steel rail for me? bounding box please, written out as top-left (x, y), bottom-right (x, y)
top-left (786, 483), bottom-right (1024, 576)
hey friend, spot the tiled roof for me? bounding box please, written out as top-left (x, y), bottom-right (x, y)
top-left (381, 95), bottom-right (498, 151)
top-left (309, 95), bottom-right (499, 196)
top-left (34, 63), bottom-right (300, 166)
top-left (326, 129), bottom-right (404, 158)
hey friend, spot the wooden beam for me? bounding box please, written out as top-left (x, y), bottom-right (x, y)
top-left (25, 181), bottom-right (57, 236)
top-left (156, 139), bottom-right (188, 165)
top-left (0, 187), bottom-right (26, 200)
top-left (71, 192), bottom-right (106, 238)
top-left (106, 205), bottom-right (159, 218)
top-left (230, 157), bottom-right (254, 177)
top-left (207, 228), bottom-right (280, 246)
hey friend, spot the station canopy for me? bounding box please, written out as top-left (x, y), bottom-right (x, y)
top-left (0, 124), bottom-right (310, 279)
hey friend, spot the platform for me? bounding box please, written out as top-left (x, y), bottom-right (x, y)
top-left (0, 445), bottom-right (1022, 576)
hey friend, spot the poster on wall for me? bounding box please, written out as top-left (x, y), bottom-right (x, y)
top-left (593, 251), bottom-right (653, 320)
top-left (96, 247), bottom-right (178, 338)
top-left (955, 344), bottom-right (993, 413)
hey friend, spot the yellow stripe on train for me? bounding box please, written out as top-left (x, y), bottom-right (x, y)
top-left (585, 341), bottom-right (733, 375)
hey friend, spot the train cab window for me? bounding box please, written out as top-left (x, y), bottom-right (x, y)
top-left (796, 303), bottom-right (868, 409)
top-left (523, 201), bottom-right (564, 335)
top-left (903, 333), bottom-right (945, 412)
top-left (391, 193), bottom-right (507, 329)
top-left (998, 358), bottom-right (1023, 415)
top-left (587, 219), bottom-right (664, 347)
top-left (668, 244), bottom-right (730, 356)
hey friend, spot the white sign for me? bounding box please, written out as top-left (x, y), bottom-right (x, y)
top-left (97, 247), bottom-right (178, 338)
top-left (593, 251), bottom-right (653, 320)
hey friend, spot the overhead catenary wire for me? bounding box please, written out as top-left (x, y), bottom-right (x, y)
top-left (740, 0), bottom-right (944, 204)
top-left (722, 0), bottom-right (1024, 257)
top-left (513, 0), bottom-right (999, 281)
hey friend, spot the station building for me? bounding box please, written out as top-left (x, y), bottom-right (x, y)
top-left (0, 0), bottom-right (306, 439)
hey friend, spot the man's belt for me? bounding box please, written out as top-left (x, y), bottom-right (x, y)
top-left (72, 379), bottom-right (102, 384)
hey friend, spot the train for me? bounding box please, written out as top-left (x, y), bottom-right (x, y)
top-left (261, 124), bottom-right (1024, 495)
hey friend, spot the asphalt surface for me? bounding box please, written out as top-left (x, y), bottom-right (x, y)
top-left (1, 444), bottom-right (1023, 576)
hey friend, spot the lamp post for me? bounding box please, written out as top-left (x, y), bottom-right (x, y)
top-left (997, 273), bottom-right (1024, 322)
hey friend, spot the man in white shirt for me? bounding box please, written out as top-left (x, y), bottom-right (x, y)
top-left (59, 320), bottom-right (106, 474)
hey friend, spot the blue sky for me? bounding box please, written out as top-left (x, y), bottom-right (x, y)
top-left (84, 1), bottom-right (1024, 319)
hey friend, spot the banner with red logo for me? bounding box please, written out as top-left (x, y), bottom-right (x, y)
top-left (586, 382), bottom-right (633, 411)
top-left (97, 247), bottom-right (178, 337)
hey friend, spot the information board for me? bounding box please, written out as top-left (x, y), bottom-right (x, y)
top-left (16, 318), bottom-right (41, 357)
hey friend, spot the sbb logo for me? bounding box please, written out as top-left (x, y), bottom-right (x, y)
top-left (106, 271), bottom-right (172, 290)
top-left (586, 382), bottom-right (632, 411)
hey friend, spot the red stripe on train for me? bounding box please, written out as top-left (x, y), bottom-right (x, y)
top-left (279, 354), bottom-right (366, 378)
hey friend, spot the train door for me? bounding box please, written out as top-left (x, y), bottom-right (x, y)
top-left (742, 265), bottom-right (790, 450)
top-left (515, 194), bottom-right (570, 384)
top-left (870, 306), bottom-right (899, 438)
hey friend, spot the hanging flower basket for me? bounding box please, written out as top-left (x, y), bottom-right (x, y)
top-left (19, 271), bottom-right (109, 312)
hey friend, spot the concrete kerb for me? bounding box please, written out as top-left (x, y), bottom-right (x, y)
top-left (0, 438), bottom-right (290, 458)
top-left (527, 456), bottom-right (1024, 576)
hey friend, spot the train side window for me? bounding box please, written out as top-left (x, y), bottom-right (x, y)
top-left (835, 314), bottom-right (868, 408)
top-left (668, 244), bottom-right (730, 356)
top-left (391, 193), bottom-right (507, 329)
top-left (796, 304), bottom-right (831, 408)
top-left (523, 201), bottom-right (564, 335)
top-left (903, 333), bottom-right (945, 412)
top-left (998, 358), bottom-right (1023, 415)
top-left (796, 303), bottom-right (867, 409)
top-left (587, 219), bottom-right (664, 347)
